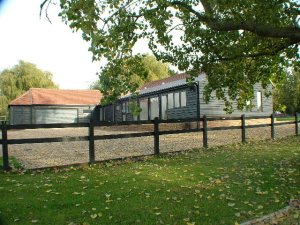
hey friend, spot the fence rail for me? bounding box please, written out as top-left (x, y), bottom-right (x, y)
top-left (1, 113), bottom-right (299, 171)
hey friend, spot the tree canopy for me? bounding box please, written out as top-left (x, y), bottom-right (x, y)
top-left (273, 69), bottom-right (300, 114)
top-left (89, 54), bottom-right (174, 103)
top-left (0, 61), bottom-right (58, 116)
top-left (52, 0), bottom-right (300, 111)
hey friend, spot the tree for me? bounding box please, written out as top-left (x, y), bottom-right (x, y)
top-left (273, 70), bottom-right (300, 114)
top-left (0, 61), bottom-right (58, 116)
top-left (89, 54), bottom-right (173, 103)
top-left (52, 0), bottom-right (300, 111)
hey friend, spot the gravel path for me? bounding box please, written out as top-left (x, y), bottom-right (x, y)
top-left (3, 121), bottom-right (297, 169)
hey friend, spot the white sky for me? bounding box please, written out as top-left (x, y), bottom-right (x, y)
top-left (0, 0), bottom-right (151, 89)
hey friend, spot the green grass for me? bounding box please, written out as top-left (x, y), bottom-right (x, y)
top-left (0, 157), bottom-right (23, 170)
top-left (276, 116), bottom-right (296, 121)
top-left (0, 137), bottom-right (299, 225)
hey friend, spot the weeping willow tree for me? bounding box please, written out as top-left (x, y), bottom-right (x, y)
top-left (0, 61), bottom-right (58, 116)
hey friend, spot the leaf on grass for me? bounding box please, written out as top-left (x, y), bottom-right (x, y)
top-left (235, 212), bottom-right (241, 217)
top-left (228, 203), bottom-right (235, 207)
top-left (90, 214), bottom-right (98, 219)
top-left (31, 220), bottom-right (39, 223)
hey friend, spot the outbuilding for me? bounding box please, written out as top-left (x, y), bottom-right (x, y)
top-left (9, 88), bottom-right (101, 125)
top-left (96, 73), bottom-right (273, 122)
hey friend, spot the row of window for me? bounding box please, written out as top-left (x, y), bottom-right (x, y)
top-left (118, 91), bottom-right (187, 121)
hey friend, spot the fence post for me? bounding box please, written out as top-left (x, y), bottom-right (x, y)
top-left (295, 112), bottom-right (299, 136)
top-left (203, 115), bottom-right (208, 148)
top-left (88, 119), bottom-right (95, 164)
top-left (241, 114), bottom-right (246, 143)
top-left (154, 117), bottom-right (160, 155)
top-left (271, 113), bottom-right (275, 140)
top-left (1, 121), bottom-right (10, 171)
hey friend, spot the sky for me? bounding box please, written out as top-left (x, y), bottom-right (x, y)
top-left (0, 0), bottom-right (151, 89)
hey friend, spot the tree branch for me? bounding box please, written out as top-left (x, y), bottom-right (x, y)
top-left (215, 39), bottom-right (298, 61)
top-left (170, 0), bottom-right (300, 42)
top-left (40, 0), bottom-right (53, 24)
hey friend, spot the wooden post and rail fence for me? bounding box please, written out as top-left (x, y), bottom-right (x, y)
top-left (1, 113), bottom-right (299, 171)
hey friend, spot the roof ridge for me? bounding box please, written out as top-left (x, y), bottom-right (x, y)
top-left (28, 88), bottom-right (100, 92)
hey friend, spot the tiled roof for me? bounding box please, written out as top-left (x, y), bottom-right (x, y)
top-left (140, 73), bottom-right (190, 90)
top-left (9, 88), bottom-right (102, 106)
top-left (138, 73), bottom-right (205, 95)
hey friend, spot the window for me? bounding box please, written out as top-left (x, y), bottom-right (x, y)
top-left (257, 91), bottom-right (262, 112)
top-left (168, 93), bottom-right (174, 109)
top-left (122, 101), bottom-right (130, 113)
top-left (122, 102), bottom-right (126, 113)
top-left (99, 108), bottom-right (103, 121)
top-left (174, 92), bottom-right (180, 107)
top-left (180, 91), bottom-right (187, 107)
top-left (150, 97), bottom-right (159, 120)
top-left (161, 95), bottom-right (168, 120)
top-left (140, 98), bottom-right (148, 120)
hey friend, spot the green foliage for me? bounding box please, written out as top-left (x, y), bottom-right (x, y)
top-left (58, 0), bottom-right (300, 112)
top-left (0, 61), bottom-right (58, 116)
top-left (0, 136), bottom-right (300, 224)
top-left (90, 54), bottom-right (173, 104)
top-left (89, 79), bottom-right (101, 91)
top-left (273, 70), bottom-right (300, 114)
top-left (128, 98), bottom-right (142, 117)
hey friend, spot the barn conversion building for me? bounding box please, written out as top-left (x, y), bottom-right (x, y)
top-left (96, 73), bottom-right (273, 122)
top-left (9, 88), bottom-right (101, 125)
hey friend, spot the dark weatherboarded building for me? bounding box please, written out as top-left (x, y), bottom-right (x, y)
top-left (96, 73), bottom-right (273, 122)
top-left (9, 88), bottom-right (101, 125)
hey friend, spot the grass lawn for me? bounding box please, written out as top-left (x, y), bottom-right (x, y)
top-left (276, 116), bottom-right (297, 122)
top-left (0, 157), bottom-right (22, 170)
top-left (0, 137), bottom-right (299, 225)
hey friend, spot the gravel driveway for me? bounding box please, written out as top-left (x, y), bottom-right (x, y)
top-left (3, 121), bottom-right (297, 169)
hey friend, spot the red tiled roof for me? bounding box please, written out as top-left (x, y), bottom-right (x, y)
top-left (140, 73), bottom-right (190, 90)
top-left (9, 88), bottom-right (102, 106)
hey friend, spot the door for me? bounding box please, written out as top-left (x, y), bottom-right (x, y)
top-left (35, 108), bottom-right (78, 124)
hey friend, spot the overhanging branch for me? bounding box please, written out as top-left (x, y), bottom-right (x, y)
top-left (170, 0), bottom-right (300, 42)
top-left (215, 40), bottom-right (298, 61)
